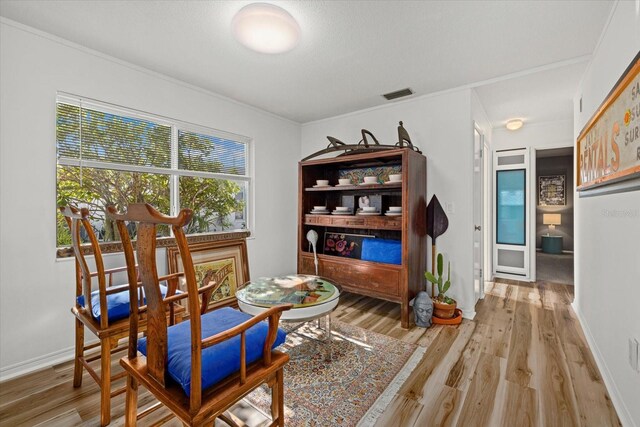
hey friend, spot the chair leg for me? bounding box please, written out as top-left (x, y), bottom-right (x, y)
top-left (73, 318), bottom-right (84, 387)
top-left (100, 337), bottom-right (111, 426)
top-left (124, 375), bottom-right (138, 427)
top-left (271, 369), bottom-right (284, 427)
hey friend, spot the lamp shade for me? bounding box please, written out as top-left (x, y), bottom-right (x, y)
top-left (543, 213), bottom-right (561, 225)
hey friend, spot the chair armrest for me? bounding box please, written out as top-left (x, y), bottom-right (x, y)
top-left (201, 304), bottom-right (292, 349)
top-left (160, 279), bottom-right (218, 315)
top-left (200, 304), bottom-right (292, 386)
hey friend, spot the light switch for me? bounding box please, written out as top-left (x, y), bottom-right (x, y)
top-left (445, 202), bottom-right (455, 214)
top-left (629, 338), bottom-right (639, 372)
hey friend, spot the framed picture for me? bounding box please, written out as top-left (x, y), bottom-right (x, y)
top-left (167, 239), bottom-right (249, 310)
top-left (323, 232), bottom-right (374, 259)
top-left (577, 51), bottom-right (640, 191)
top-left (539, 175), bottom-right (566, 206)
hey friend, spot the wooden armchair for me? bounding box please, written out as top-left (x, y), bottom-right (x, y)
top-left (59, 206), bottom-right (187, 426)
top-left (107, 203), bottom-right (291, 426)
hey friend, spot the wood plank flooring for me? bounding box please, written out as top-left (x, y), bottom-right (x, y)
top-left (0, 279), bottom-right (621, 426)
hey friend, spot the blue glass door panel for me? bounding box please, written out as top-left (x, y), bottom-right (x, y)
top-left (496, 169), bottom-right (525, 245)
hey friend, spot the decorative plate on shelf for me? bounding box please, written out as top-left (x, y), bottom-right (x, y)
top-left (384, 181), bottom-right (402, 185)
top-left (385, 212), bottom-right (402, 217)
top-left (312, 184), bottom-right (333, 188)
top-left (357, 212), bottom-right (381, 216)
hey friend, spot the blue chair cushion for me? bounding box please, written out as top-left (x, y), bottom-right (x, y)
top-left (138, 307), bottom-right (287, 396)
top-left (361, 238), bottom-right (402, 264)
top-left (77, 285), bottom-right (172, 323)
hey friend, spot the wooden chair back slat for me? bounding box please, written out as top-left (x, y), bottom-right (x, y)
top-left (170, 222), bottom-right (204, 412)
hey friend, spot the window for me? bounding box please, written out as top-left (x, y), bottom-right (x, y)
top-left (56, 95), bottom-right (251, 247)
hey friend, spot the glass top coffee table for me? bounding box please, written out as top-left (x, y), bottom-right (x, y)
top-left (236, 274), bottom-right (340, 360)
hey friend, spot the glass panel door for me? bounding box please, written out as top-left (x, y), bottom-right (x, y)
top-left (496, 169), bottom-right (525, 245)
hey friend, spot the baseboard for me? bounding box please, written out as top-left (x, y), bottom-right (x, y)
top-left (461, 309), bottom-right (476, 320)
top-left (572, 302), bottom-right (636, 427)
top-left (0, 346), bottom-right (75, 382)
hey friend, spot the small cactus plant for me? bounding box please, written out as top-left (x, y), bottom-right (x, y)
top-left (424, 253), bottom-right (455, 304)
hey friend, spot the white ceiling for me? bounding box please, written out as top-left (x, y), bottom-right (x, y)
top-left (474, 60), bottom-right (589, 128)
top-left (0, 0), bottom-right (613, 124)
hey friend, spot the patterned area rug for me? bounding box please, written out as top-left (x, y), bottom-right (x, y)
top-left (245, 320), bottom-right (423, 426)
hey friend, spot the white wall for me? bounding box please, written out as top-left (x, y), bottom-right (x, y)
top-left (0, 20), bottom-right (300, 378)
top-left (572, 2), bottom-right (640, 426)
top-left (301, 89), bottom-right (478, 318)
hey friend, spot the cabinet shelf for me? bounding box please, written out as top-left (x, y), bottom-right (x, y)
top-left (305, 182), bottom-right (401, 192)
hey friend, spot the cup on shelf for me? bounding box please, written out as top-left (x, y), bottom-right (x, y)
top-left (338, 178), bottom-right (351, 185)
top-left (316, 179), bottom-right (329, 186)
top-left (388, 206), bottom-right (402, 212)
top-left (335, 206), bottom-right (350, 212)
top-left (363, 176), bottom-right (378, 184)
top-left (362, 206), bottom-right (377, 213)
top-left (389, 174), bottom-right (402, 182)
top-left (313, 205), bottom-right (327, 211)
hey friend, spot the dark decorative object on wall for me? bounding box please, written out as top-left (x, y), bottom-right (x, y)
top-left (323, 232), bottom-right (373, 259)
top-left (301, 121), bottom-right (422, 161)
top-left (539, 175), bottom-right (566, 206)
top-left (426, 195), bottom-right (449, 296)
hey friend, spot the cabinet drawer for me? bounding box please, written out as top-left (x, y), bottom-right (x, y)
top-left (320, 259), bottom-right (400, 297)
top-left (331, 217), bottom-right (365, 227)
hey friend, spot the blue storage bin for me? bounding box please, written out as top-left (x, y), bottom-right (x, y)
top-left (361, 238), bottom-right (402, 265)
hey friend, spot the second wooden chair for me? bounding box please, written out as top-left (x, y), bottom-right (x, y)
top-left (108, 203), bottom-right (291, 426)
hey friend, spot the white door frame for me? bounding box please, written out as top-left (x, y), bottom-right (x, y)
top-left (473, 123), bottom-right (485, 300)
top-left (493, 148), bottom-right (531, 280)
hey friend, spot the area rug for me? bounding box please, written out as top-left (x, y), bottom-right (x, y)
top-left (536, 252), bottom-right (574, 285)
top-left (244, 320), bottom-right (425, 427)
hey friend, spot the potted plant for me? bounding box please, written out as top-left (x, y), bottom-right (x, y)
top-left (424, 253), bottom-right (457, 319)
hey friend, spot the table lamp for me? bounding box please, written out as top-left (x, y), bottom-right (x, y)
top-left (543, 213), bottom-right (561, 235)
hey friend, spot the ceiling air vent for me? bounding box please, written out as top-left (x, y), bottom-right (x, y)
top-left (382, 88), bottom-right (413, 100)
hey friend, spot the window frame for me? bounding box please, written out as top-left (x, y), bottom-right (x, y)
top-left (56, 92), bottom-right (254, 240)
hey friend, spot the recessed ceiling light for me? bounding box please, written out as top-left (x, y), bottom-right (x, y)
top-left (506, 119), bottom-right (524, 131)
top-left (231, 3), bottom-right (301, 54)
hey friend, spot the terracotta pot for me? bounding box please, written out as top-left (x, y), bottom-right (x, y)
top-left (433, 299), bottom-right (457, 319)
top-left (432, 309), bottom-right (463, 325)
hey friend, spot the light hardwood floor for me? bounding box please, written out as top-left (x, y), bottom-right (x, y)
top-left (0, 279), bottom-right (621, 426)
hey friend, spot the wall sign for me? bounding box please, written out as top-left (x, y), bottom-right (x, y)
top-left (539, 175), bottom-right (566, 206)
top-left (577, 52), bottom-right (640, 191)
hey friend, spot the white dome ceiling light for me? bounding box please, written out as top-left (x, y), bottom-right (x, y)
top-left (231, 3), bottom-right (301, 54)
top-left (506, 119), bottom-right (524, 131)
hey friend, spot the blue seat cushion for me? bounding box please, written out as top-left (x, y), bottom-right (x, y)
top-left (77, 285), bottom-right (171, 323)
top-left (361, 238), bottom-right (402, 265)
top-left (138, 307), bottom-right (287, 396)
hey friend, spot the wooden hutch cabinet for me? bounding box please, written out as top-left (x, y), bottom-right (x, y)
top-left (297, 148), bottom-right (427, 328)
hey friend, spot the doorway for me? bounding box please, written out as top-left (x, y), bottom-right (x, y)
top-left (535, 147), bottom-right (574, 285)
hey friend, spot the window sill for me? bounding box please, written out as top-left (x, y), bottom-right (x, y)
top-left (56, 229), bottom-right (251, 258)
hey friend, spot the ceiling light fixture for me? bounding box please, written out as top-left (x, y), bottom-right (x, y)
top-left (231, 3), bottom-right (301, 54)
top-left (506, 119), bottom-right (524, 131)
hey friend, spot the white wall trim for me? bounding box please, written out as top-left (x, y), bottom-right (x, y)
top-left (461, 310), bottom-right (476, 321)
top-left (572, 302), bottom-right (636, 427)
top-left (0, 17), bottom-right (299, 127)
top-left (0, 346), bottom-right (75, 382)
